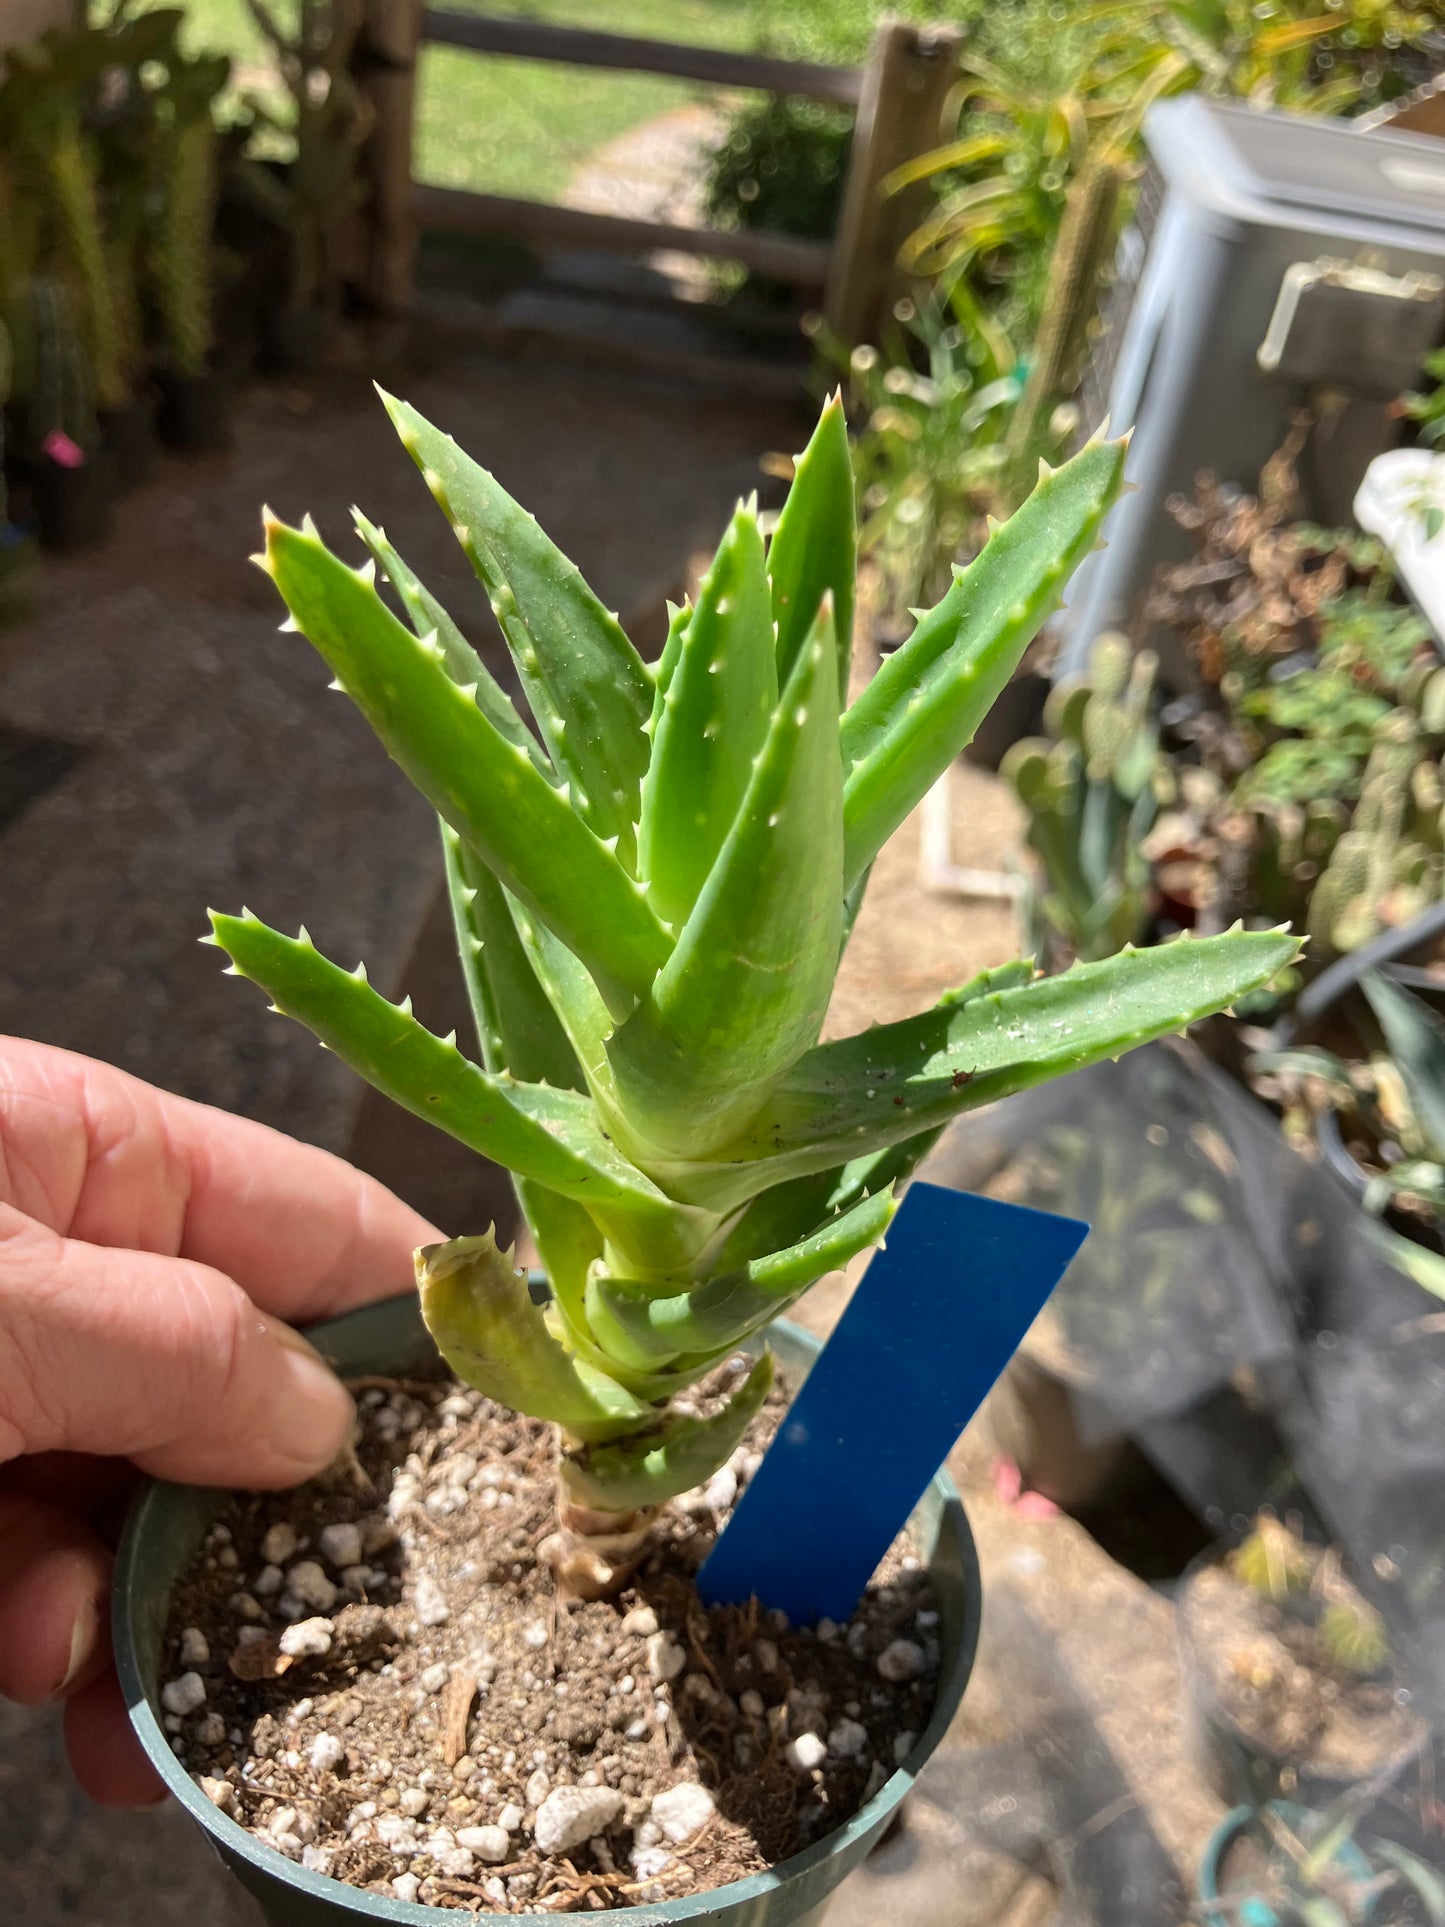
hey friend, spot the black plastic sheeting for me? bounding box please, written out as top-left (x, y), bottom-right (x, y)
top-left (930, 1037), bottom-right (1445, 1731)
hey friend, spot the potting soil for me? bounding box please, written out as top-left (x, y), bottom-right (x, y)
top-left (160, 1358), bottom-right (941, 1911)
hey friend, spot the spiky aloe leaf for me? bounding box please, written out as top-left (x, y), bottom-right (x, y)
top-left (417, 1234), bottom-right (648, 1443)
top-left (262, 516), bottom-right (669, 1015)
top-left (767, 394), bottom-right (856, 698)
top-left (651, 930), bottom-right (1302, 1210)
top-left (606, 599), bottom-right (844, 1159)
top-left (206, 911), bottom-right (709, 1267)
top-left (711, 961), bottom-right (1036, 1266)
top-left (503, 891), bottom-right (615, 1096)
top-left (636, 499), bottom-right (776, 929)
top-left (379, 390), bottom-right (651, 865)
top-left (352, 512), bottom-right (548, 773)
top-left (587, 1187), bottom-right (896, 1370)
top-left (561, 1351), bottom-right (774, 1511)
top-left (442, 826), bottom-right (581, 1091)
top-left (841, 435), bottom-right (1127, 889)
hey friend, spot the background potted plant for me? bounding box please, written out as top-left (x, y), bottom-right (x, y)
top-left (152, 46), bottom-right (232, 452)
top-left (1197, 1793), bottom-right (1445, 1927)
top-left (114, 392), bottom-right (1295, 1921)
top-left (1002, 630), bottom-right (1172, 967)
top-left (1179, 1514), bottom-right (1428, 1814)
top-left (234, 0), bottom-right (371, 374)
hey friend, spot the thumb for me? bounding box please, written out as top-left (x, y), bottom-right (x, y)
top-left (0, 1206), bottom-right (356, 1487)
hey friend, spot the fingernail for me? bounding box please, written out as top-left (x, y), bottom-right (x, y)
top-left (59, 1591), bottom-right (99, 1695)
top-left (265, 1318), bottom-right (355, 1471)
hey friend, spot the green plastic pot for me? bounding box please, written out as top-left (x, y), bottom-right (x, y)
top-left (1196, 1803), bottom-right (1380, 1927)
top-left (115, 1294), bottom-right (981, 1927)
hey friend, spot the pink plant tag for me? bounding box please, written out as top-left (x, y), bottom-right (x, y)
top-left (41, 430), bottom-right (85, 469)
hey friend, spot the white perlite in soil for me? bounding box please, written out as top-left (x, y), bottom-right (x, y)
top-left (163, 1366), bottom-right (942, 1912)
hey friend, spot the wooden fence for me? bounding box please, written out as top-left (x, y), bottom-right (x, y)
top-left (355, 3), bottom-right (963, 349)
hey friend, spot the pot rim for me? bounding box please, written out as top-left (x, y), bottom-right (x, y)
top-left (114, 1297), bottom-right (981, 1924)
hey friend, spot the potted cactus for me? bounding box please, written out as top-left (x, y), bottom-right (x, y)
top-left (115, 394), bottom-right (1296, 1921)
top-left (151, 48), bottom-right (231, 452)
top-left (233, 0), bottom-right (370, 372)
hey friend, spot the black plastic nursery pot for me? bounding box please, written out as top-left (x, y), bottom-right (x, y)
top-left (115, 1296), bottom-right (982, 1927)
top-left (33, 448), bottom-right (115, 552)
top-left (157, 372), bottom-right (231, 455)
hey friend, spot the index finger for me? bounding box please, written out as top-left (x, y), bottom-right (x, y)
top-left (0, 1037), bottom-right (439, 1323)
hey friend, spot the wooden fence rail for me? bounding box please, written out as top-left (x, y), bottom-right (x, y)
top-left (356, 5), bottom-right (963, 349)
top-left (421, 10), bottom-right (864, 105)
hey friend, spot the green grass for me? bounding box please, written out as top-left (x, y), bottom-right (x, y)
top-left (413, 0), bottom-right (759, 200)
top-left (109, 0), bottom-right (832, 200)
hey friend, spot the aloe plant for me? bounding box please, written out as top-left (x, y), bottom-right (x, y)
top-left (209, 392), bottom-right (1297, 1596)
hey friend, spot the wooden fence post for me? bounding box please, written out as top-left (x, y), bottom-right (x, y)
top-left (823, 17), bottom-right (964, 350)
top-left (359, 0), bottom-right (425, 315)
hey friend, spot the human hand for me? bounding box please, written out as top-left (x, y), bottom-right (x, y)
top-left (0, 1037), bottom-right (437, 1806)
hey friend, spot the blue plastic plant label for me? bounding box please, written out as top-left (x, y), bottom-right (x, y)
top-left (697, 1181), bottom-right (1088, 1623)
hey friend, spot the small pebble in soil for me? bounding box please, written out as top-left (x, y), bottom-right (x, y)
top-left (533, 1785), bottom-right (625, 1856)
top-left (318, 1522), bottom-right (363, 1569)
top-left (253, 1564), bottom-right (284, 1597)
top-left (877, 1637), bottom-right (926, 1683)
top-left (828, 1719), bottom-right (868, 1758)
top-left (414, 1574), bottom-right (449, 1625)
top-left (652, 1782), bottom-right (715, 1844)
top-left (279, 1616), bottom-right (333, 1659)
top-left (621, 1605), bottom-right (658, 1637)
top-left (261, 1524), bottom-right (298, 1566)
top-left (285, 1560), bottom-right (337, 1614)
top-left (498, 1802), bottom-right (523, 1832)
top-left (893, 1730), bottom-right (917, 1765)
top-left (308, 1733), bottom-right (346, 1773)
top-left (456, 1825), bottom-right (510, 1863)
top-left (178, 1627), bottom-right (209, 1668)
top-left (788, 1733), bottom-right (827, 1772)
top-left (161, 1673), bottom-right (206, 1717)
top-left (704, 1466), bottom-right (737, 1512)
top-left (391, 1874), bottom-right (421, 1904)
top-left (646, 1632), bottom-right (686, 1682)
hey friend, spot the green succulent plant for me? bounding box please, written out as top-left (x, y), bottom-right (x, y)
top-left (208, 393), bottom-right (1297, 1595)
top-left (1003, 632), bottom-right (1170, 963)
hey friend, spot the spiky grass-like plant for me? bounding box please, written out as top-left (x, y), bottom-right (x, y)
top-left (210, 392), bottom-right (1297, 1595)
